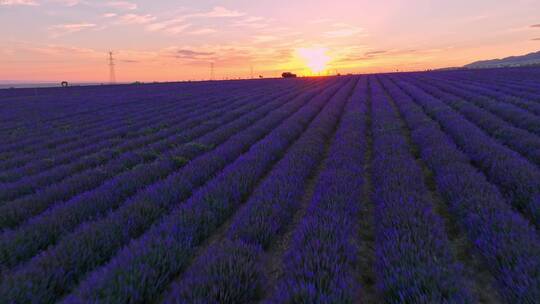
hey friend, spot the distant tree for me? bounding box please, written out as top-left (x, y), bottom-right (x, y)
top-left (61, 81), bottom-right (69, 87)
top-left (282, 72), bottom-right (297, 78)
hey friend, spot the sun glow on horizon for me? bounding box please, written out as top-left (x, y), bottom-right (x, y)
top-left (1, 1), bottom-right (539, 82)
top-left (297, 47), bottom-right (331, 75)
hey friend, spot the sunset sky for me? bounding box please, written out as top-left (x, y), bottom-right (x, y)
top-left (1, 0), bottom-right (539, 83)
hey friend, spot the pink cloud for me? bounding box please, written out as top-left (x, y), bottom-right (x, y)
top-left (48, 23), bottom-right (97, 37)
top-left (197, 6), bottom-right (245, 18)
top-left (116, 14), bottom-right (156, 25)
top-left (324, 23), bottom-right (364, 38)
top-left (105, 1), bottom-right (137, 10)
top-left (0, 0), bottom-right (38, 6)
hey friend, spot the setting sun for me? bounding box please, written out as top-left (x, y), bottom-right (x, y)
top-left (297, 47), bottom-right (331, 75)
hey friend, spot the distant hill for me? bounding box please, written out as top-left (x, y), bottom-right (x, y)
top-left (464, 50), bottom-right (540, 69)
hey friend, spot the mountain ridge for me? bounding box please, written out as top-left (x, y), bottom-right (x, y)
top-left (464, 50), bottom-right (540, 68)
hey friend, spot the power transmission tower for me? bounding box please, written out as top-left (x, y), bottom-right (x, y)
top-left (108, 51), bottom-right (116, 84)
top-left (250, 65), bottom-right (253, 79)
top-left (210, 62), bottom-right (214, 81)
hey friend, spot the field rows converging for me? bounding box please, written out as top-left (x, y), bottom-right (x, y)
top-left (0, 81), bottom-right (282, 175)
top-left (1, 70), bottom-right (539, 303)
top-left (0, 79), bottom-right (321, 269)
top-left (0, 81), bottom-right (300, 217)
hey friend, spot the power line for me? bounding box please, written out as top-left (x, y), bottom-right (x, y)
top-left (108, 51), bottom-right (116, 84)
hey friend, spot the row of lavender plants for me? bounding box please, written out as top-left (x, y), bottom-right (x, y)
top-left (0, 98), bottom-right (203, 176)
top-left (0, 93), bottom-right (185, 157)
top-left (0, 92), bottom-right (251, 200)
top-left (430, 70), bottom-right (540, 98)
top-left (0, 86), bottom-right (292, 233)
top-left (433, 75), bottom-right (540, 115)
top-left (382, 75), bottom-right (540, 302)
top-left (0, 80), bottom-right (268, 147)
top-left (422, 71), bottom-right (540, 108)
top-left (62, 78), bottom-right (350, 303)
top-left (0, 95), bottom-right (157, 148)
top-left (397, 76), bottom-right (540, 227)
top-left (267, 77), bottom-right (367, 303)
top-left (0, 83), bottom-right (273, 177)
top-left (161, 78), bottom-right (357, 304)
top-left (0, 83), bottom-right (296, 204)
top-left (0, 79), bottom-right (283, 167)
top-left (0, 79), bottom-right (321, 272)
top-left (418, 75), bottom-right (540, 136)
top-left (0, 78), bottom-right (336, 303)
top-left (366, 78), bottom-right (472, 302)
top-left (411, 76), bottom-right (540, 166)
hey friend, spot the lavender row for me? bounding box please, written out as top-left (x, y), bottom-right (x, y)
top-left (270, 78), bottom-right (367, 303)
top-left (0, 92), bottom-right (202, 148)
top-left (163, 79), bottom-right (356, 304)
top-left (0, 82), bottom-right (310, 269)
top-left (418, 75), bottom-right (540, 136)
top-left (383, 75), bottom-right (540, 303)
top-left (0, 84), bottom-right (168, 127)
top-left (424, 72), bottom-right (540, 105)
top-left (0, 89), bottom-right (282, 232)
top-left (0, 86), bottom-right (277, 202)
top-left (432, 73), bottom-right (540, 112)
top-left (397, 76), bottom-right (540, 227)
top-left (64, 78), bottom-right (347, 304)
top-left (0, 78), bottom-right (308, 169)
top-left (0, 96), bottom-right (241, 200)
top-left (53, 79), bottom-right (334, 302)
top-left (0, 78), bottom-right (330, 303)
top-left (0, 89), bottom-right (238, 176)
top-left (430, 73), bottom-right (540, 116)
top-left (0, 93), bottom-right (213, 167)
top-left (436, 76), bottom-right (540, 115)
top-left (431, 70), bottom-right (540, 97)
top-left (0, 81), bottom-right (286, 178)
top-left (409, 77), bottom-right (540, 166)
top-left (0, 81), bottom-right (259, 149)
top-left (0, 96), bottom-right (158, 149)
top-left (0, 80), bottom-right (276, 162)
top-left (0, 100), bottom-right (196, 178)
top-left (0, 94), bottom-right (184, 158)
top-left (368, 78), bottom-right (472, 302)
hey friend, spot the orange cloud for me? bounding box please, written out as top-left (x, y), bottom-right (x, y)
top-left (195, 6), bottom-right (244, 18)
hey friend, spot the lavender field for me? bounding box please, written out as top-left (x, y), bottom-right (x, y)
top-left (1, 68), bottom-right (540, 303)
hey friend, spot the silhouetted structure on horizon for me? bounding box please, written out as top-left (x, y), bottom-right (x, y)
top-left (108, 51), bottom-right (116, 84)
top-left (282, 72), bottom-right (297, 78)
